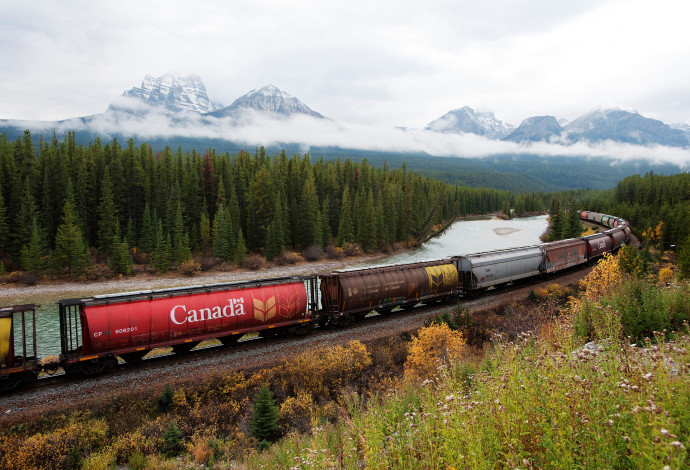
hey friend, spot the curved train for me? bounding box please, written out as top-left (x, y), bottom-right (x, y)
top-left (1, 210), bottom-right (629, 390)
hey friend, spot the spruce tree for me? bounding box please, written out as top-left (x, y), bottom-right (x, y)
top-left (152, 220), bottom-right (171, 272)
top-left (139, 203), bottom-right (155, 254)
top-left (213, 207), bottom-right (233, 262)
top-left (199, 209), bottom-right (211, 257)
top-left (566, 201), bottom-right (583, 238)
top-left (337, 186), bottom-right (354, 246)
top-left (14, 182), bottom-right (40, 258)
top-left (97, 168), bottom-right (119, 255)
top-left (53, 187), bottom-right (90, 277)
top-left (172, 200), bottom-right (190, 263)
top-left (548, 199), bottom-right (566, 242)
top-left (264, 220), bottom-right (282, 261)
top-left (357, 189), bottom-right (376, 251)
top-left (21, 217), bottom-right (46, 273)
top-left (250, 385), bottom-right (279, 446)
top-left (236, 228), bottom-right (247, 266)
top-left (321, 197), bottom-right (332, 247)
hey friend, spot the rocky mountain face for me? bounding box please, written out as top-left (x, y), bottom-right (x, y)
top-left (563, 104), bottom-right (687, 147)
top-left (430, 102), bottom-right (689, 147)
top-left (206, 84), bottom-right (324, 119)
top-left (671, 123), bottom-right (690, 144)
top-left (426, 106), bottom-right (514, 139)
top-left (502, 116), bottom-right (563, 143)
top-left (113, 73), bottom-right (223, 114)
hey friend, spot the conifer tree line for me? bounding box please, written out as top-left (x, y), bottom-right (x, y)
top-left (544, 197), bottom-right (584, 242)
top-left (0, 130), bottom-right (515, 276)
top-left (579, 172), bottom-right (690, 249)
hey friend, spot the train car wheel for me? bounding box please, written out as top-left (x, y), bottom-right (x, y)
top-left (103, 357), bottom-right (118, 372)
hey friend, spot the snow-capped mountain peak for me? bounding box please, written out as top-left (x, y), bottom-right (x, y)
top-left (426, 106), bottom-right (514, 139)
top-left (206, 84), bottom-right (325, 119)
top-left (592, 100), bottom-right (638, 115)
top-left (117, 73), bottom-right (223, 114)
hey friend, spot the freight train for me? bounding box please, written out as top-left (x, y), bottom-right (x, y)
top-left (0, 211), bottom-right (629, 390)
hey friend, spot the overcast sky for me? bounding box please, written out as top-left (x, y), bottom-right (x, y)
top-left (2, 0), bottom-right (689, 129)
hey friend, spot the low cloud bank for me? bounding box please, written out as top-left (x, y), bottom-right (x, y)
top-left (11, 109), bottom-right (690, 168)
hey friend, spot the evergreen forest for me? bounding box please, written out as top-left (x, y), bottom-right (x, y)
top-left (0, 130), bottom-right (535, 277)
top-left (580, 172), bottom-right (690, 249)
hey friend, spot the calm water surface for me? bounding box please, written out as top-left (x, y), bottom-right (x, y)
top-left (3, 215), bottom-right (548, 357)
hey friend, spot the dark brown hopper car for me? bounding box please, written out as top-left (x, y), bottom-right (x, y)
top-left (585, 233), bottom-right (613, 258)
top-left (319, 259), bottom-right (460, 322)
top-left (607, 227), bottom-right (627, 250)
top-left (541, 239), bottom-right (587, 273)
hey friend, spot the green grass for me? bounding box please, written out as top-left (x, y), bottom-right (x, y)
top-left (250, 326), bottom-right (689, 469)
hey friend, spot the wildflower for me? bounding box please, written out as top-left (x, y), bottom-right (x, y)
top-left (661, 428), bottom-right (669, 436)
top-left (670, 441), bottom-right (685, 449)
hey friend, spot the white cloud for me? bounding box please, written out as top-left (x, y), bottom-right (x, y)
top-left (11, 110), bottom-right (689, 168)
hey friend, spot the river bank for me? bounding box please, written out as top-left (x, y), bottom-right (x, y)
top-left (0, 254), bottom-right (386, 304)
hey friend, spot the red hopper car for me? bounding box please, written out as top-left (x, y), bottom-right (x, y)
top-left (58, 277), bottom-right (316, 375)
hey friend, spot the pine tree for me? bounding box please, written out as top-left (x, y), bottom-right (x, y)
top-left (337, 186), bottom-right (354, 246)
top-left (321, 197), bottom-right (332, 247)
top-left (172, 200), bottom-right (190, 263)
top-left (298, 175), bottom-right (319, 248)
top-left (14, 182), bottom-right (40, 259)
top-left (548, 199), bottom-right (566, 242)
top-left (250, 385), bottom-right (279, 446)
top-left (53, 186), bottom-right (90, 277)
top-left (357, 189), bottom-right (376, 251)
top-left (566, 201), bottom-right (583, 238)
top-left (20, 217), bottom-right (46, 273)
top-left (97, 168), bottom-right (119, 255)
top-left (213, 207), bottom-right (233, 262)
top-left (152, 220), bottom-right (171, 272)
top-left (139, 203), bottom-right (155, 254)
top-left (236, 228), bottom-right (247, 266)
top-left (199, 209), bottom-right (211, 257)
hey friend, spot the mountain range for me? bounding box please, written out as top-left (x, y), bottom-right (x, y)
top-left (426, 103), bottom-right (688, 147)
top-left (1, 73), bottom-right (689, 149)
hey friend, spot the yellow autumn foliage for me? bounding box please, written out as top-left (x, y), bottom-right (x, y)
top-left (658, 266), bottom-right (675, 284)
top-left (404, 323), bottom-right (465, 383)
top-left (279, 390), bottom-right (315, 433)
top-left (278, 340), bottom-right (372, 399)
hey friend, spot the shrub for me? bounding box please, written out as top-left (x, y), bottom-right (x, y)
top-left (324, 245), bottom-right (344, 259)
top-left (127, 453), bottom-right (147, 470)
top-left (342, 242), bottom-right (363, 257)
top-left (302, 245), bottom-right (323, 261)
top-left (279, 391), bottom-right (314, 434)
top-left (275, 251), bottom-right (303, 265)
top-left (200, 256), bottom-right (217, 271)
top-left (179, 258), bottom-right (201, 276)
top-left (244, 254), bottom-right (266, 271)
top-left (404, 323), bottom-right (466, 383)
top-left (18, 271), bottom-right (41, 285)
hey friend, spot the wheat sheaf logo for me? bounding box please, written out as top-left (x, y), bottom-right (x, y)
top-left (425, 264), bottom-right (458, 293)
top-left (253, 295), bottom-right (277, 323)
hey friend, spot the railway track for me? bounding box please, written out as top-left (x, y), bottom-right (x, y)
top-left (1, 262), bottom-right (592, 420)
